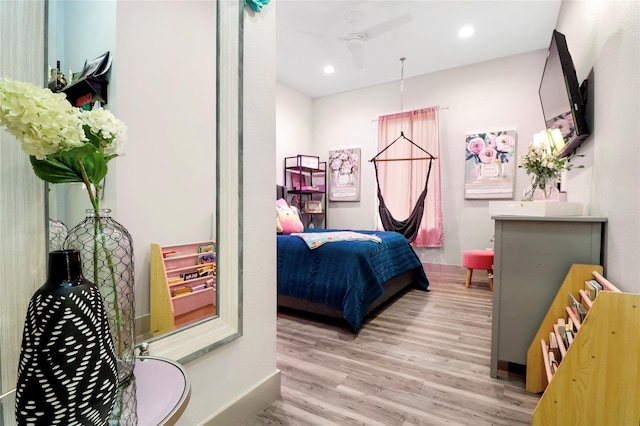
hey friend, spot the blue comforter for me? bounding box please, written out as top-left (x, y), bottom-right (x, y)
top-left (277, 230), bottom-right (429, 332)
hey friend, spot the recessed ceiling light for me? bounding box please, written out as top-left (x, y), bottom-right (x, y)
top-left (459, 26), bottom-right (474, 38)
top-left (324, 65), bottom-right (335, 74)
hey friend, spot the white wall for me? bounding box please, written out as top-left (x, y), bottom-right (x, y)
top-left (175, 4), bottom-right (279, 424)
top-left (278, 49), bottom-right (549, 265)
top-left (275, 82), bottom-right (313, 185)
top-left (557, 0), bottom-right (640, 292)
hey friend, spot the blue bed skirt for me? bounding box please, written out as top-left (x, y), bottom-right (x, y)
top-left (277, 230), bottom-right (429, 332)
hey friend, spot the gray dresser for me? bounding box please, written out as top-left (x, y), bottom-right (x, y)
top-left (489, 215), bottom-right (607, 378)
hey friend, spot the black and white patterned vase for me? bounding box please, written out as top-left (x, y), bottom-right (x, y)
top-left (15, 249), bottom-right (118, 426)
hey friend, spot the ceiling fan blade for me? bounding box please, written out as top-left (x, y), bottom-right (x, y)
top-left (358, 13), bottom-right (412, 41)
top-left (346, 39), bottom-right (365, 71)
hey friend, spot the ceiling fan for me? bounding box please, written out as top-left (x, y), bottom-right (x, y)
top-left (296, 11), bottom-right (413, 71)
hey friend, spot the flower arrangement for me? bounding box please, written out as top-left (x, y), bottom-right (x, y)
top-left (0, 77), bottom-right (126, 210)
top-left (465, 131), bottom-right (515, 165)
top-left (329, 149), bottom-right (359, 177)
top-left (0, 77), bottom-right (132, 379)
top-left (519, 144), bottom-right (568, 182)
top-left (519, 138), bottom-right (582, 199)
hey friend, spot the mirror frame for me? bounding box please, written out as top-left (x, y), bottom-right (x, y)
top-left (146, 0), bottom-right (243, 363)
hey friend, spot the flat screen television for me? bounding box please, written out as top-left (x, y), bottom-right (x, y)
top-left (539, 30), bottom-right (590, 157)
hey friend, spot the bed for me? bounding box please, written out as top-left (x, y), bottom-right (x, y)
top-left (277, 229), bottom-right (429, 332)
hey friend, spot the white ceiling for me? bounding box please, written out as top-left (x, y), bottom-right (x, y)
top-left (276, 0), bottom-right (562, 99)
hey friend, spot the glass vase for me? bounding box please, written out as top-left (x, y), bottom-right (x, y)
top-left (533, 177), bottom-right (556, 200)
top-left (110, 375), bottom-right (138, 426)
top-left (48, 218), bottom-right (69, 251)
top-left (522, 175), bottom-right (555, 201)
top-left (522, 175), bottom-right (538, 201)
top-left (64, 209), bottom-right (136, 384)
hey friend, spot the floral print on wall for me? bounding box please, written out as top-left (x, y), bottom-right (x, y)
top-left (328, 148), bottom-right (361, 201)
top-left (464, 130), bottom-right (516, 199)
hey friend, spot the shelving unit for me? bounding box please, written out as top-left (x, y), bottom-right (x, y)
top-left (150, 241), bottom-right (217, 336)
top-left (526, 264), bottom-right (640, 425)
top-left (284, 155), bottom-right (327, 229)
top-left (60, 76), bottom-right (108, 107)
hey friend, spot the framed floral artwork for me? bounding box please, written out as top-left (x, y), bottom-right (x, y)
top-left (328, 148), bottom-right (361, 201)
top-left (464, 130), bottom-right (516, 199)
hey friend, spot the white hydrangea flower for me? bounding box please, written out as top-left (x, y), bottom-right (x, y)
top-left (79, 107), bottom-right (127, 156)
top-left (0, 78), bottom-right (86, 159)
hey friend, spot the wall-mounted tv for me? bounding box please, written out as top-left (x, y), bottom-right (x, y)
top-left (539, 30), bottom-right (590, 157)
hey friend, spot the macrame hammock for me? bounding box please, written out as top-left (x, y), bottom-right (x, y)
top-left (370, 57), bottom-right (437, 243)
top-left (371, 132), bottom-right (435, 243)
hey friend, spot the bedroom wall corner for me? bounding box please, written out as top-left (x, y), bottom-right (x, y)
top-left (276, 82), bottom-right (314, 187)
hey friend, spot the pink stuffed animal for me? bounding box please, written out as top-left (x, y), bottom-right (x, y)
top-left (276, 198), bottom-right (304, 234)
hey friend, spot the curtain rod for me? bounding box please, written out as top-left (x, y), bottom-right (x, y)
top-left (371, 105), bottom-right (449, 122)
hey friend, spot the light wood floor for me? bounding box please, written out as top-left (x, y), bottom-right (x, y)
top-left (251, 265), bottom-right (540, 425)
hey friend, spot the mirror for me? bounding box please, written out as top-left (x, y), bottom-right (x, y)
top-left (43, 0), bottom-right (243, 363)
top-left (0, 0), bottom-right (241, 395)
top-left (0, 1), bottom-right (244, 404)
top-left (148, 0), bottom-right (243, 362)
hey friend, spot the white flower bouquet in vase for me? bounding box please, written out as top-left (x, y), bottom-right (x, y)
top-left (0, 77), bottom-right (135, 384)
top-left (518, 133), bottom-right (582, 201)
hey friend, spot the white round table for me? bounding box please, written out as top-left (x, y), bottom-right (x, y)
top-left (0, 356), bottom-right (190, 426)
top-left (135, 356), bottom-right (191, 425)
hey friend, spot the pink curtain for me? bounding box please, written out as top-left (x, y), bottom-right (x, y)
top-left (376, 107), bottom-right (443, 247)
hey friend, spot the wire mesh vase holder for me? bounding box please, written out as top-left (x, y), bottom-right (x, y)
top-left (48, 218), bottom-right (69, 251)
top-left (64, 208), bottom-right (136, 384)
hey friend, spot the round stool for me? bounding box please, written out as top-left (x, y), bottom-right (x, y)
top-left (462, 250), bottom-right (494, 290)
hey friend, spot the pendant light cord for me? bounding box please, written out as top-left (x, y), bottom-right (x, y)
top-left (399, 57), bottom-right (406, 114)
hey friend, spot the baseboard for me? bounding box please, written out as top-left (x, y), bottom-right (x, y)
top-left (135, 313), bottom-right (152, 341)
top-left (422, 262), bottom-right (466, 274)
top-left (202, 369), bottom-right (281, 426)
top-left (422, 262), bottom-right (488, 277)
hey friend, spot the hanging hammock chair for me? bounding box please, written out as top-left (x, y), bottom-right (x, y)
top-left (370, 132), bottom-right (435, 243)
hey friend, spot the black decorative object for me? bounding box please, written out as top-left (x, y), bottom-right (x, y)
top-left (15, 249), bottom-right (118, 425)
top-left (60, 51), bottom-right (112, 108)
top-left (61, 76), bottom-right (108, 107)
top-left (64, 209), bottom-right (136, 384)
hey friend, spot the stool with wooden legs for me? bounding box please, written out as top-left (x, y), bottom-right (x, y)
top-left (462, 249), bottom-right (494, 290)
